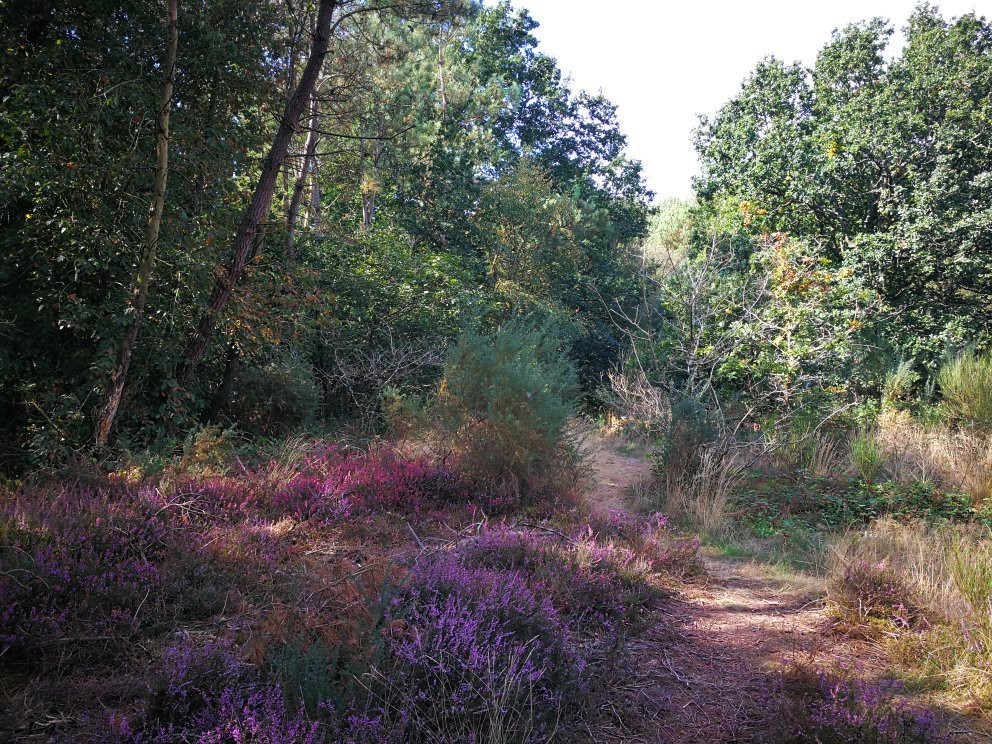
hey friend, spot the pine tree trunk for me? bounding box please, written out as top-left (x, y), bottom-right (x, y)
top-left (287, 93), bottom-right (319, 266)
top-left (309, 177), bottom-right (322, 233)
top-left (94, 0), bottom-right (178, 447)
top-left (359, 113), bottom-right (386, 231)
top-left (175, 0), bottom-right (337, 389)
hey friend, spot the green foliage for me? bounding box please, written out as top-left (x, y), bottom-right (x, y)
top-left (0, 0), bottom-right (285, 461)
top-left (652, 398), bottom-right (718, 484)
top-left (625, 231), bottom-right (874, 451)
top-left (694, 8), bottom-right (992, 370)
top-left (735, 476), bottom-right (981, 536)
top-left (850, 429), bottom-right (883, 487)
top-left (179, 426), bottom-right (236, 476)
top-left (882, 360), bottom-right (920, 412)
top-left (228, 355), bottom-right (320, 436)
top-left (727, 234), bottom-right (877, 411)
top-left (642, 198), bottom-right (694, 269)
top-left (432, 320), bottom-right (579, 495)
top-left (267, 634), bottom-right (346, 719)
top-left (937, 348), bottom-right (992, 432)
top-left (0, 0), bottom-right (650, 466)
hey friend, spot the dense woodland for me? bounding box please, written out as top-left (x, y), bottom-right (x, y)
top-left (0, 0), bottom-right (649, 464)
top-left (2, 2), bottom-right (992, 742)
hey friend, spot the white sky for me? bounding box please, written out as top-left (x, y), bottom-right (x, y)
top-left (511, 0), bottom-right (988, 200)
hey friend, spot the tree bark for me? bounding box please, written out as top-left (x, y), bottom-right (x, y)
top-left (286, 93), bottom-right (320, 266)
top-left (175, 0), bottom-right (337, 389)
top-left (309, 174), bottom-right (322, 233)
top-left (94, 0), bottom-right (178, 447)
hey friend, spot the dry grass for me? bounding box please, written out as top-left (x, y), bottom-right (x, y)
top-left (827, 518), bottom-right (986, 622)
top-left (875, 410), bottom-right (992, 504)
top-left (807, 435), bottom-right (848, 479)
top-left (828, 518), bottom-right (992, 710)
top-left (663, 442), bottom-right (745, 535)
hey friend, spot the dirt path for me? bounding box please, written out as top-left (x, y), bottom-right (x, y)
top-left (582, 433), bottom-right (879, 743)
top-left (581, 433), bottom-right (653, 514)
top-left (624, 557), bottom-right (860, 743)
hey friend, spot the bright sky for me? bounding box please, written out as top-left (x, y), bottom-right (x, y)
top-left (513, 0), bottom-right (987, 200)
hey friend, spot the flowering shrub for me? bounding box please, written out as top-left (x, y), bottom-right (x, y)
top-left (101, 637), bottom-right (321, 743)
top-left (830, 560), bottom-right (919, 627)
top-left (370, 552), bottom-right (586, 742)
top-left (0, 484), bottom-right (210, 664)
top-left (458, 524), bottom-right (661, 633)
top-left (169, 445), bottom-right (483, 524)
top-left (1, 453), bottom-right (676, 742)
top-left (0, 443), bottom-right (504, 671)
top-left (583, 509), bottom-right (670, 542)
top-left (149, 637), bottom-right (244, 727)
top-left (802, 674), bottom-right (947, 743)
top-left (578, 510), bottom-right (698, 577)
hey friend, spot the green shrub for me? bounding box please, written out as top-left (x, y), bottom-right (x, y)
top-left (267, 634), bottom-right (343, 718)
top-left (652, 397), bottom-right (719, 490)
top-left (882, 360), bottom-right (919, 412)
top-left (938, 348), bottom-right (992, 431)
top-left (179, 425), bottom-right (236, 476)
top-left (431, 320), bottom-right (579, 496)
top-left (228, 354), bottom-right (319, 436)
top-left (850, 428), bottom-right (883, 486)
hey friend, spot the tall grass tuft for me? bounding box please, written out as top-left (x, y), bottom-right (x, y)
top-left (874, 410), bottom-right (992, 505)
top-left (663, 442), bottom-right (743, 534)
top-left (938, 348), bottom-right (992, 432)
top-left (850, 428), bottom-right (883, 486)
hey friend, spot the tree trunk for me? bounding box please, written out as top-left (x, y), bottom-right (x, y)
top-left (286, 93), bottom-right (320, 266)
top-left (175, 0), bottom-right (337, 389)
top-left (437, 24), bottom-right (449, 117)
top-left (361, 189), bottom-right (377, 231)
top-left (94, 0), bottom-right (178, 447)
top-left (359, 112), bottom-right (386, 231)
top-left (309, 175), bottom-right (322, 233)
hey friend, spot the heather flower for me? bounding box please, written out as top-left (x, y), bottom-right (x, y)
top-left (804, 674), bottom-right (947, 743)
top-left (371, 551), bottom-right (587, 742)
top-left (582, 510), bottom-right (669, 542)
top-left (153, 636), bottom-right (243, 724)
top-left (104, 637), bottom-right (325, 743)
top-left (830, 560), bottom-right (919, 626)
top-left (458, 527), bottom-right (657, 632)
top-left (171, 445), bottom-right (481, 524)
top-left (195, 685), bottom-right (321, 744)
top-left (0, 484), bottom-right (183, 663)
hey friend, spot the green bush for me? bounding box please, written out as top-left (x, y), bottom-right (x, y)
top-left (228, 354), bottom-right (319, 436)
top-left (938, 349), bottom-right (992, 431)
top-left (882, 360), bottom-right (919, 412)
top-left (850, 428), bottom-right (883, 486)
top-left (431, 320), bottom-right (579, 496)
top-left (653, 397), bottom-right (717, 484)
